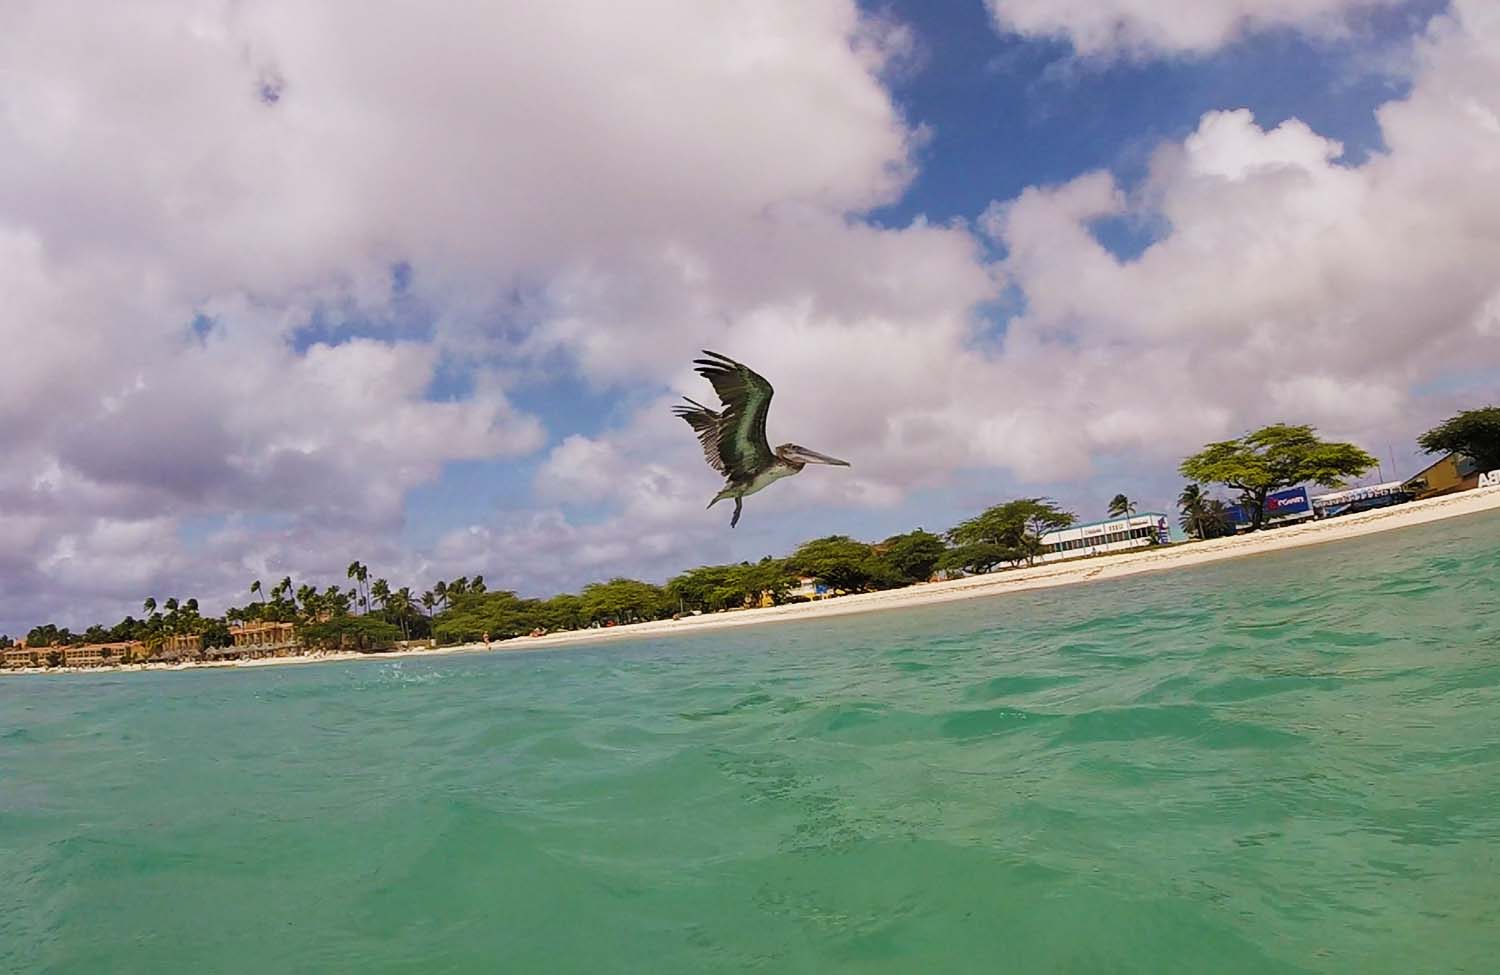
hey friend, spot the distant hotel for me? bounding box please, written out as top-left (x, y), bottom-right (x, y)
top-left (1038, 513), bottom-right (1170, 563)
top-left (3, 641), bottom-right (145, 669)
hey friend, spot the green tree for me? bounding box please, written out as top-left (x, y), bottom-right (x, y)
top-left (579, 578), bottom-right (671, 625)
top-left (142, 597), bottom-right (157, 616)
top-left (667, 564), bottom-right (742, 612)
top-left (876, 530), bottom-right (948, 583)
top-left (1107, 494), bottom-right (1135, 518)
top-left (1417, 406), bottom-right (1500, 471)
top-left (300, 615), bottom-right (402, 652)
top-left (433, 590), bottom-right (543, 643)
top-left (786, 536), bottom-right (904, 593)
top-left (1177, 484), bottom-right (1234, 540)
top-left (1179, 424), bottom-right (1376, 530)
top-left (948, 499), bottom-right (1075, 566)
top-left (937, 542), bottom-right (1016, 575)
top-left (385, 586), bottom-right (417, 640)
top-left (346, 562), bottom-right (369, 613)
top-left (537, 593), bottom-right (586, 631)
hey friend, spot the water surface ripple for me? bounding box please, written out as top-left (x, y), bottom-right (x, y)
top-left (3, 513), bottom-right (1499, 973)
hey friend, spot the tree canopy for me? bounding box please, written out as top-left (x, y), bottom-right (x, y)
top-left (877, 530), bottom-right (948, 584)
top-left (946, 498), bottom-right (1076, 565)
top-left (786, 536), bottom-right (904, 593)
top-left (1178, 424), bottom-right (1375, 529)
top-left (1417, 406), bottom-right (1500, 471)
top-left (1177, 484), bottom-right (1235, 540)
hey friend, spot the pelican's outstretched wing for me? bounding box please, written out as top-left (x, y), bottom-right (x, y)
top-left (692, 351), bottom-right (775, 479)
top-left (671, 396), bottom-right (727, 475)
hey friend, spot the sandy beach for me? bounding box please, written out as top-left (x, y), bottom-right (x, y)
top-left (9, 485), bottom-right (1498, 676)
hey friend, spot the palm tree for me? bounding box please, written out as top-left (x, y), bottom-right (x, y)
top-left (433, 580), bottom-right (449, 612)
top-left (347, 562), bottom-right (369, 614)
top-left (371, 578), bottom-right (391, 611)
top-left (1178, 483), bottom-right (1233, 540)
top-left (142, 597), bottom-right (157, 616)
top-left (471, 575), bottom-right (486, 595)
top-left (251, 579), bottom-right (265, 604)
top-left (421, 590), bottom-right (437, 619)
top-left (387, 587), bottom-right (414, 641)
top-left (1108, 494), bottom-right (1136, 519)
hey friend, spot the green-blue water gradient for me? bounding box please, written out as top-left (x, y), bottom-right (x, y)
top-left (3, 512), bottom-right (1498, 973)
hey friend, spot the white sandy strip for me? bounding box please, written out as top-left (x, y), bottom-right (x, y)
top-left (10, 487), bottom-right (1499, 676)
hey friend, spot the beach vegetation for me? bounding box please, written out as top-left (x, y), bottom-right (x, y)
top-left (876, 530), bottom-right (949, 584)
top-left (580, 578), bottom-right (673, 625)
top-left (938, 542), bottom-right (1015, 574)
top-left (300, 615), bottom-right (403, 652)
top-left (1177, 484), bottom-right (1235, 540)
top-left (1179, 424), bottom-right (1376, 530)
top-left (1107, 494), bottom-right (1135, 518)
top-left (668, 561), bottom-right (798, 613)
top-left (787, 536), bottom-right (906, 593)
top-left (1417, 406), bottom-right (1500, 471)
top-left (946, 498), bottom-right (1076, 566)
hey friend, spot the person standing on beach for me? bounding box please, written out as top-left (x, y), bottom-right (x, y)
top-left (483, 631), bottom-right (491, 648)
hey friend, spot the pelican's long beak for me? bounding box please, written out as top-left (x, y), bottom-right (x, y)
top-left (796, 447), bottom-right (850, 466)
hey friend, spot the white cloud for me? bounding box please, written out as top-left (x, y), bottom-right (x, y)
top-left (0, 0), bottom-right (929, 631)
top-left (985, 0), bottom-right (1402, 57)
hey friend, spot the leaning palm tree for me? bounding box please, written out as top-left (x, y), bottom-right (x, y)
top-left (1108, 494), bottom-right (1136, 519)
top-left (142, 597), bottom-right (157, 616)
top-left (250, 579), bottom-right (265, 604)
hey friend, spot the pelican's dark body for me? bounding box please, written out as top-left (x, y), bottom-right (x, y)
top-left (674, 351), bottom-right (849, 527)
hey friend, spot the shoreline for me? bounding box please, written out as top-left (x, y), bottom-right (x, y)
top-left (7, 486), bottom-right (1499, 676)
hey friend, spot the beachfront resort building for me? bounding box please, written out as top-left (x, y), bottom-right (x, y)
top-left (1037, 513), bottom-right (1170, 563)
top-left (1402, 453), bottom-right (1483, 500)
top-left (787, 577), bottom-right (833, 600)
top-left (219, 622), bottom-right (299, 659)
top-left (4, 641), bottom-right (144, 668)
top-left (148, 633), bottom-right (204, 663)
top-left (3, 644), bottom-right (41, 668)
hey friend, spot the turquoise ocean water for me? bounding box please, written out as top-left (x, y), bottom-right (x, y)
top-left (3, 512), bottom-right (1498, 974)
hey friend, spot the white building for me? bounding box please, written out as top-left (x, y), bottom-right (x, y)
top-left (1037, 513), bottom-right (1170, 563)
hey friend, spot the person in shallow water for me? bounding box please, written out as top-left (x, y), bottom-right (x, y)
top-left (673, 350), bottom-right (850, 528)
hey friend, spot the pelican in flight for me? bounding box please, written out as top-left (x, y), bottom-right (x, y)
top-left (673, 350), bottom-right (849, 528)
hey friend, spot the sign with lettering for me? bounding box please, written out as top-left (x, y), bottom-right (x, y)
top-left (1225, 486), bottom-right (1312, 525)
top-left (1481, 470), bottom-right (1500, 488)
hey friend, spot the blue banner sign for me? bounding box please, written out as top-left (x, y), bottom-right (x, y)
top-left (1226, 486), bottom-right (1311, 525)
